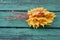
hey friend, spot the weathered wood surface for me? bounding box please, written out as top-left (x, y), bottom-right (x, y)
top-left (0, 28), bottom-right (60, 40)
top-left (0, 0), bottom-right (60, 27)
top-left (0, 0), bottom-right (60, 40)
top-left (0, 0), bottom-right (60, 11)
top-left (0, 12), bottom-right (59, 28)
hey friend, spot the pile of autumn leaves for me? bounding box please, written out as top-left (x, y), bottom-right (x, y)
top-left (26, 8), bottom-right (56, 29)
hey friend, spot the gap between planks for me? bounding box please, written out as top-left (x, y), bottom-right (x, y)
top-left (0, 27), bottom-right (60, 29)
top-left (0, 10), bottom-right (60, 12)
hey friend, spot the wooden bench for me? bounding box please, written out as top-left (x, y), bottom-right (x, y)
top-left (0, 0), bottom-right (60, 40)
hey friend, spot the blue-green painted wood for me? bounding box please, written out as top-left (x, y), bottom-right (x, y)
top-left (0, 0), bottom-right (60, 40)
top-left (0, 0), bottom-right (60, 10)
top-left (0, 12), bottom-right (59, 27)
top-left (0, 28), bottom-right (60, 40)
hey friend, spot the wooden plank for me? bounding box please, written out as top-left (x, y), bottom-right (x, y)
top-left (0, 28), bottom-right (60, 40)
top-left (0, 12), bottom-right (60, 28)
top-left (0, 12), bottom-right (29, 27)
top-left (0, 0), bottom-right (60, 10)
top-left (0, 0), bottom-right (60, 4)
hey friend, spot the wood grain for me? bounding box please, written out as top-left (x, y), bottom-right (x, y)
top-left (0, 0), bottom-right (60, 11)
top-left (0, 28), bottom-right (60, 40)
top-left (0, 0), bottom-right (60, 40)
top-left (0, 12), bottom-right (59, 28)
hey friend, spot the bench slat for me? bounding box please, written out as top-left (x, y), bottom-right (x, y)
top-left (0, 0), bottom-right (60, 10)
top-left (0, 12), bottom-right (59, 28)
top-left (0, 28), bottom-right (60, 40)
